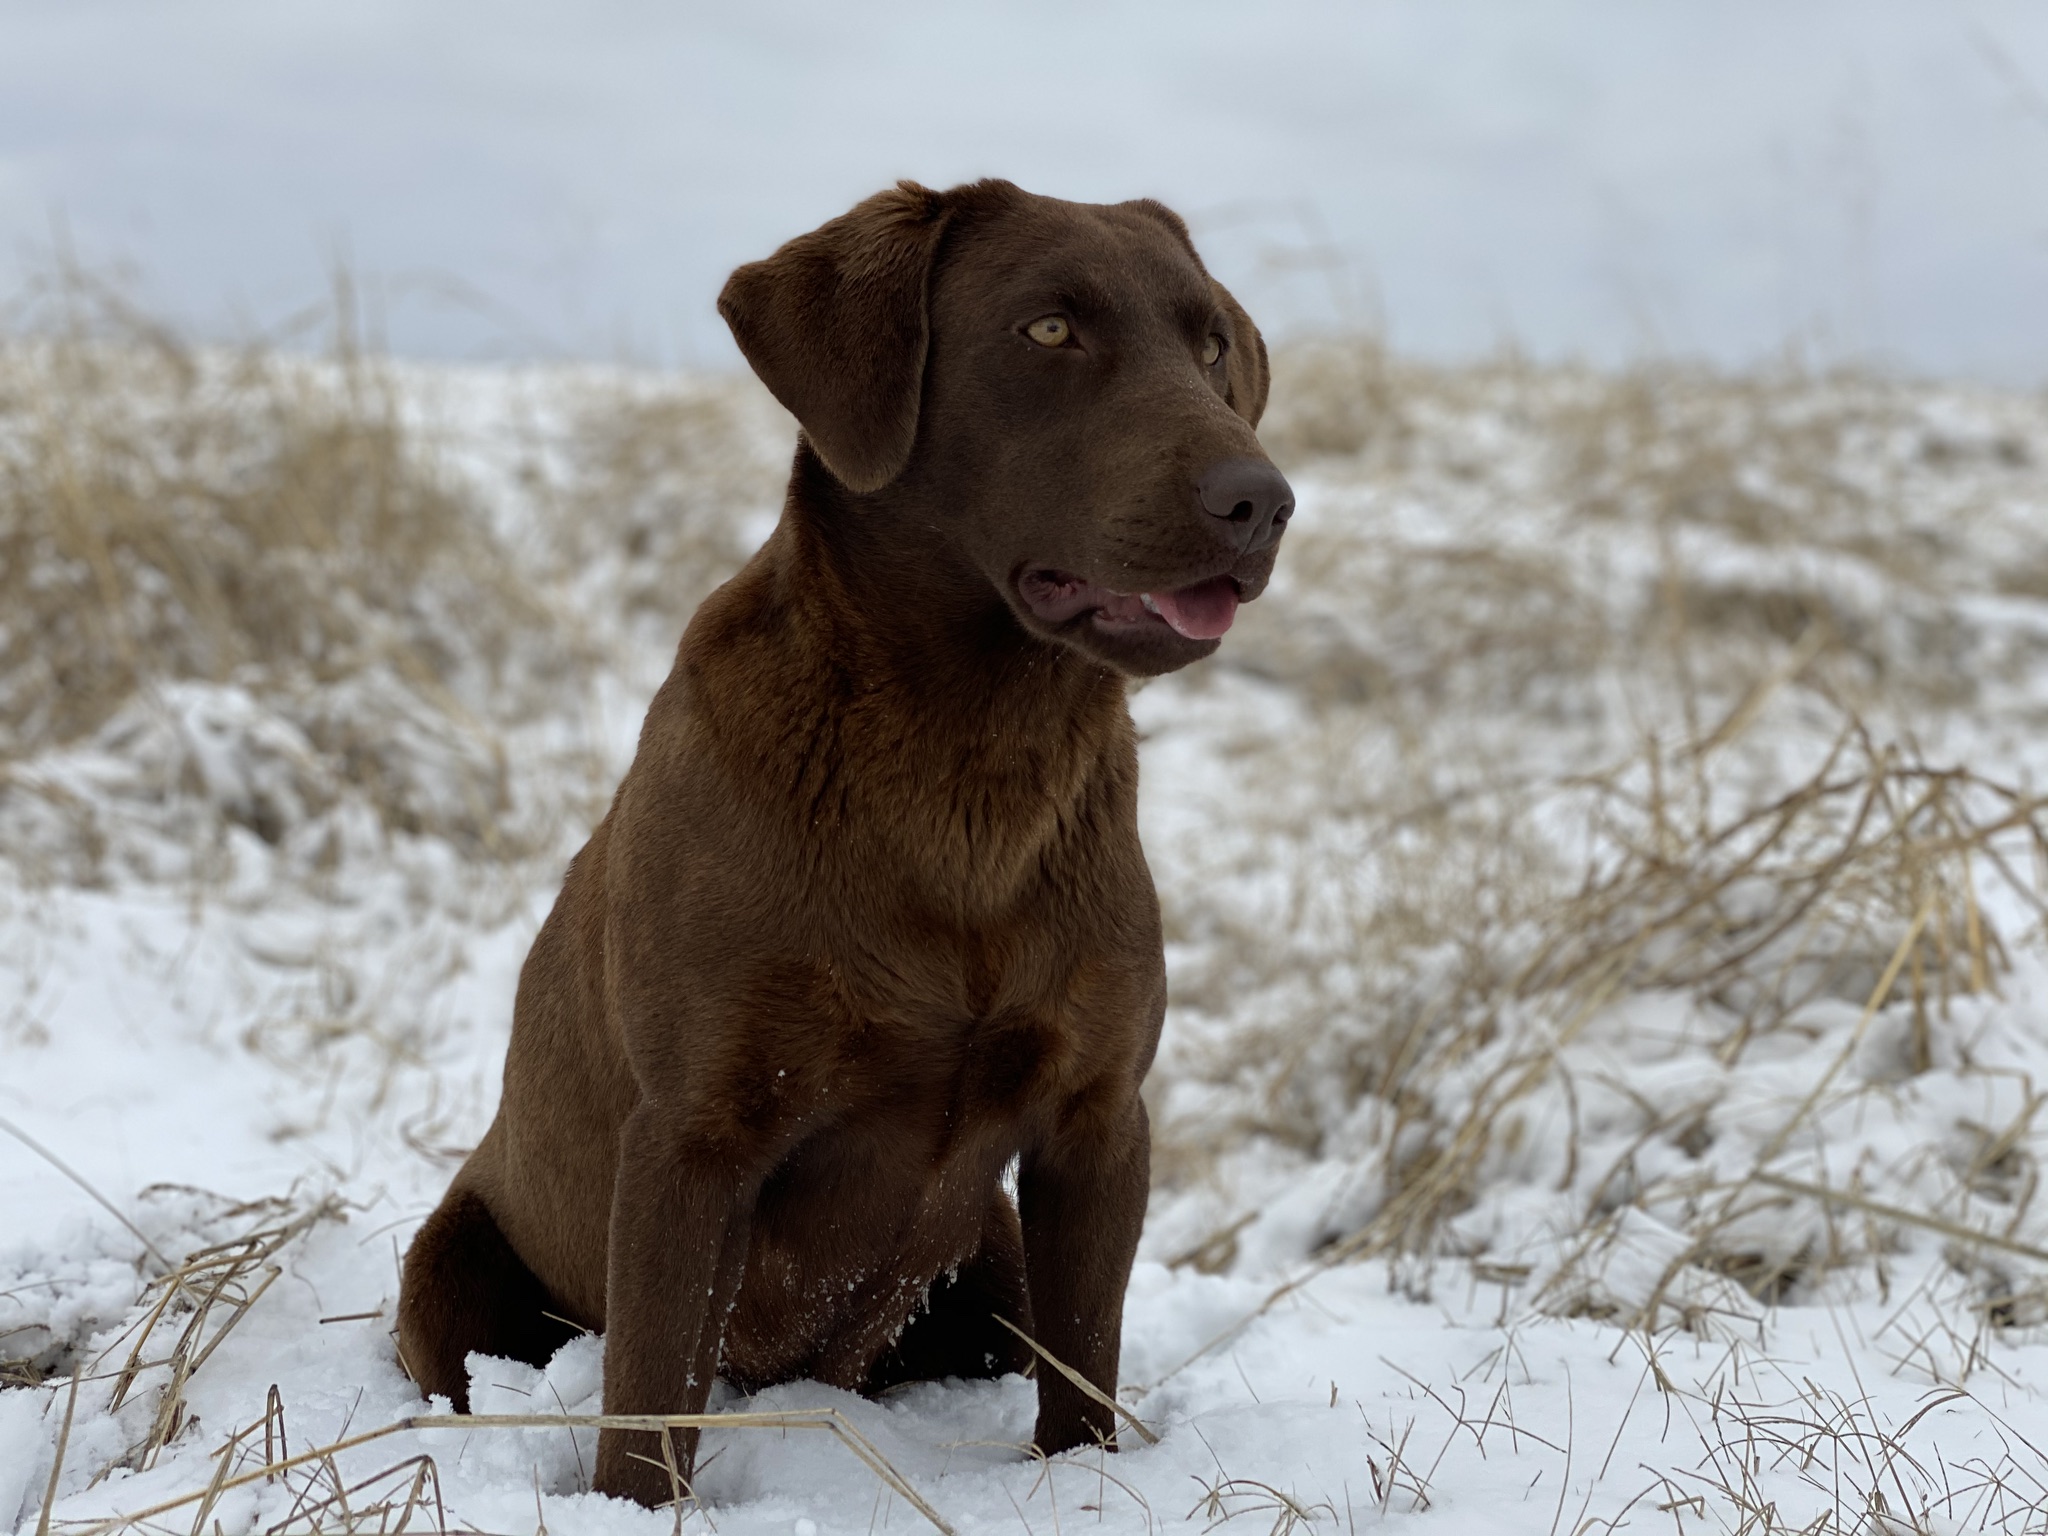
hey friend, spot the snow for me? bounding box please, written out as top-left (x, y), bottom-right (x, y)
top-left (6, 352), bottom-right (2048, 1533)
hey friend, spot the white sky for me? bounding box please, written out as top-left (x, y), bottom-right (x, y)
top-left (3, 0), bottom-right (2047, 378)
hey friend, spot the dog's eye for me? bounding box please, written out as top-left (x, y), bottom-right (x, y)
top-left (1203, 334), bottom-right (1225, 366)
top-left (1025, 315), bottom-right (1071, 348)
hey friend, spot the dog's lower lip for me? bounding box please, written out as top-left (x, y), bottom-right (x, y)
top-left (1017, 567), bottom-right (1244, 640)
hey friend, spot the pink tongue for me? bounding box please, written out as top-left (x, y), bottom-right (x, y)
top-left (1149, 577), bottom-right (1239, 640)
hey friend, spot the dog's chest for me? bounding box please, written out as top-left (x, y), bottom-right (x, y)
top-left (939, 1009), bottom-right (1066, 1122)
top-left (858, 947), bottom-right (1144, 1139)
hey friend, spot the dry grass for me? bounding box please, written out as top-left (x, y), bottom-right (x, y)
top-left (1362, 1333), bottom-right (2048, 1536)
top-left (0, 274), bottom-right (801, 892)
top-left (1245, 346), bottom-right (2045, 720)
top-left (532, 372), bottom-right (789, 629)
top-left (0, 267), bottom-right (562, 856)
top-left (1349, 730), bottom-right (2044, 1274)
top-left (5, 310), bottom-right (2048, 1532)
top-left (8, 1186), bottom-right (948, 1536)
top-left (56, 1407), bottom-right (954, 1536)
top-left (1, 1188), bottom-right (344, 1475)
top-left (94, 1196), bottom-right (345, 1478)
top-left (1155, 338), bottom-right (2048, 1323)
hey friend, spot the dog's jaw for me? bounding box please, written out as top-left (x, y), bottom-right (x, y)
top-left (1007, 558), bottom-right (1273, 676)
top-left (1016, 568), bottom-right (1241, 639)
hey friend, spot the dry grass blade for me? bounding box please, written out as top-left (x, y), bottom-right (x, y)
top-left (35, 1365), bottom-right (81, 1536)
top-left (993, 1315), bottom-right (1161, 1446)
top-left (0, 260), bottom-right (568, 864)
top-left (1756, 1173), bottom-right (2048, 1267)
top-left (0, 1115), bottom-right (170, 1271)
top-left (1185, 1474), bottom-right (1334, 1534)
top-left (100, 1196), bottom-right (340, 1476)
top-left (185, 1415), bottom-right (249, 1536)
top-left (262, 1450), bottom-right (444, 1536)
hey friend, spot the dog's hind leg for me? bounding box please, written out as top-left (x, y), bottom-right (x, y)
top-left (396, 1187), bottom-right (578, 1411)
top-left (866, 1192), bottom-right (1034, 1392)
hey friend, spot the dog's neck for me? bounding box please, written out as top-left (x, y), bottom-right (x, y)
top-left (668, 444), bottom-right (1140, 908)
top-left (776, 443), bottom-right (1127, 738)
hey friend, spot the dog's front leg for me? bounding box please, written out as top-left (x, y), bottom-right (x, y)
top-left (592, 1105), bottom-right (757, 1507)
top-left (1020, 1092), bottom-right (1150, 1456)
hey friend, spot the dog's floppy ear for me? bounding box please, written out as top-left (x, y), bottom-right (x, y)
top-left (1211, 280), bottom-right (1271, 428)
top-left (718, 181), bottom-right (951, 494)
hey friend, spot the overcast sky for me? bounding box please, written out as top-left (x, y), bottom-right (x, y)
top-left (4, 1), bottom-right (2046, 378)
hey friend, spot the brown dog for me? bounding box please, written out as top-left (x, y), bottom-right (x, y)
top-left (395, 178), bottom-right (1292, 1507)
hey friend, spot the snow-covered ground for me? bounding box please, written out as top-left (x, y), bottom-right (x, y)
top-left (5, 340), bottom-right (2048, 1534)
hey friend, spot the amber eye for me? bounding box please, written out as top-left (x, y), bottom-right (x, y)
top-left (1202, 333), bottom-right (1225, 366)
top-left (1025, 315), bottom-right (1071, 348)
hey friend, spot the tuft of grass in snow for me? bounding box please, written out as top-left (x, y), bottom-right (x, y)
top-left (534, 371), bottom-right (791, 632)
top-left (0, 1189), bottom-right (343, 1472)
top-left (0, 265), bottom-right (566, 869)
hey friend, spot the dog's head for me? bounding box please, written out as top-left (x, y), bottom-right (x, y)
top-left (719, 179), bottom-right (1291, 677)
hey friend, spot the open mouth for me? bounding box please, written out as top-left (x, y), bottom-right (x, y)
top-left (1016, 568), bottom-right (1243, 641)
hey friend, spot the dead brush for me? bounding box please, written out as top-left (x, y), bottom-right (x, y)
top-left (1671, 1377), bottom-right (2048, 1535)
top-left (1318, 552), bottom-right (2047, 1300)
top-left (0, 264), bottom-right (558, 855)
top-left (1553, 362), bottom-right (1946, 566)
top-left (1303, 714), bottom-right (2048, 1290)
top-left (87, 1193), bottom-right (346, 1480)
top-left (1256, 335), bottom-right (1408, 468)
top-left (1150, 346), bottom-right (2048, 1328)
top-left (534, 371), bottom-right (790, 629)
top-left (18, 1184), bottom-right (959, 1536)
top-left (1240, 347), bottom-right (2044, 719)
top-left (13, 1187), bottom-right (347, 1536)
top-left (1550, 360), bottom-right (2041, 718)
top-left (1185, 1474), bottom-right (1336, 1534)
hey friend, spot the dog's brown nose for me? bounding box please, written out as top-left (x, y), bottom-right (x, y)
top-left (1197, 458), bottom-right (1295, 552)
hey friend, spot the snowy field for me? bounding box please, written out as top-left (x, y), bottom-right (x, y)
top-left (5, 310), bottom-right (2048, 1534)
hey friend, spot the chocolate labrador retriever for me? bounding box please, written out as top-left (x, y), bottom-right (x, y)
top-left (395, 178), bottom-right (1292, 1506)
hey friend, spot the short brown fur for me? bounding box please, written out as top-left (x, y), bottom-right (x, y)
top-left (396, 178), bottom-right (1290, 1506)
